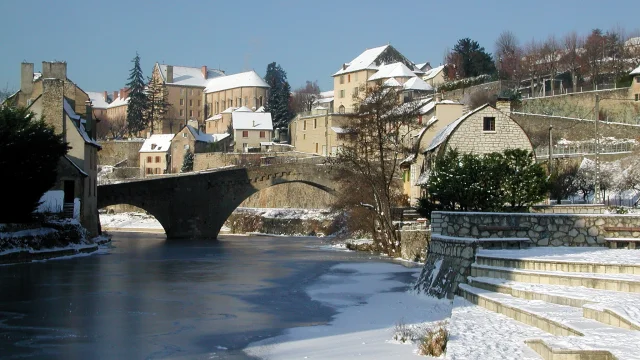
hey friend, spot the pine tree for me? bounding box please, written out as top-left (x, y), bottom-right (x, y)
top-left (444, 38), bottom-right (496, 79)
top-left (146, 73), bottom-right (169, 134)
top-left (264, 62), bottom-right (294, 130)
top-left (181, 150), bottom-right (194, 173)
top-left (126, 53), bottom-right (148, 135)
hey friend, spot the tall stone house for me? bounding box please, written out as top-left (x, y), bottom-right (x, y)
top-left (149, 63), bottom-right (225, 134)
top-left (170, 122), bottom-right (231, 172)
top-left (5, 61), bottom-right (101, 236)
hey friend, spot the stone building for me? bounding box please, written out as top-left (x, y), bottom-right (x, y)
top-left (169, 122), bottom-right (231, 173)
top-left (232, 109), bottom-right (273, 152)
top-left (105, 88), bottom-right (129, 127)
top-left (86, 91), bottom-right (111, 122)
top-left (149, 63), bottom-right (225, 134)
top-left (204, 70), bottom-right (270, 118)
top-left (139, 134), bottom-right (174, 176)
top-left (414, 99), bottom-right (534, 201)
top-left (5, 61), bottom-right (101, 236)
top-left (631, 65), bottom-right (640, 102)
top-left (421, 65), bottom-right (446, 88)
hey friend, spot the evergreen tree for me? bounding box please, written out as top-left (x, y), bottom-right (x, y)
top-left (126, 53), bottom-right (148, 135)
top-left (444, 38), bottom-right (496, 79)
top-left (264, 62), bottom-right (294, 130)
top-left (181, 150), bottom-right (194, 173)
top-left (146, 73), bottom-right (169, 134)
top-left (0, 106), bottom-right (69, 221)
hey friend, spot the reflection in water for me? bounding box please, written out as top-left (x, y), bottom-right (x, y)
top-left (0, 232), bottom-right (418, 359)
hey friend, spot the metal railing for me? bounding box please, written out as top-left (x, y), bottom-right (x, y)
top-left (522, 83), bottom-right (621, 98)
top-left (535, 142), bottom-right (636, 158)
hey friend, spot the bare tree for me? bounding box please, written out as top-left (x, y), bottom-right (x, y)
top-left (333, 84), bottom-right (422, 256)
top-left (0, 83), bottom-right (15, 104)
top-left (583, 29), bottom-right (605, 86)
top-left (561, 31), bottom-right (583, 90)
top-left (290, 81), bottom-right (321, 113)
top-left (540, 35), bottom-right (561, 94)
top-left (495, 30), bottom-right (522, 81)
top-left (97, 113), bottom-right (128, 140)
top-left (521, 39), bottom-right (542, 96)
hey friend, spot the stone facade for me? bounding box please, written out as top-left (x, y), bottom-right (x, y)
top-left (193, 151), bottom-right (315, 171)
top-left (399, 230), bottom-right (429, 262)
top-left (531, 204), bottom-right (607, 214)
top-left (98, 140), bottom-right (145, 166)
top-left (290, 111), bottom-right (350, 155)
top-left (431, 211), bottom-right (640, 247)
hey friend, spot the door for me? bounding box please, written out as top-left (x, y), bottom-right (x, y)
top-left (64, 180), bottom-right (74, 203)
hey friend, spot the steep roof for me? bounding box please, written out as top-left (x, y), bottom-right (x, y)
top-left (63, 99), bottom-right (101, 149)
top-left (383, 77), bottom-right (401, 87)
top-left (232, 112), bottom-right (273, 131)
top-left (204, 70), bottom-right (269, 93)
top-left (333, 45), bottom-right (389, 76)
top-left (222, 106), bottom-right (238, 113)
top-left (140, 134), bottom-right (175, 152)
top-left (86, 91), bottom-right (110, 109)
top-left (184, 125), bottom-right (230, 143)
top-left (403, 77), bottom-right (433, 91)
top-left (368, 62), bottom-right (416, 81)
top-left (234, 106), bottom-right (253, 112)
top-left (158, 64), bottom-right (224, 87)
top-left (107, 96), bottom-right (129, 108)
top-left (424, 104), bottom-right (490, 152)
top-left (631, 65), bottom-right (640, 76)
top-left (423, 65), bottom-right (445, 80)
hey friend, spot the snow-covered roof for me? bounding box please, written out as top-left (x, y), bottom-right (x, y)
top-left (404, 77), bottom-right (433, 91)
top-left (63, 99), bottom-right (101, 148)
top-left (419, 100), bottom-right (436, 115)
top-left (424, 104), bottom-right (489, 152)
top-left (383, 78), bottom-right (402, 87)
top-left (158, 64), bottom-right (224, 87)
top-left (184, 125), bottom-right (230, 143)
top-left (234, 106), bottom-right (253, 112)
top-left (631, 65), bottom-right (640, 76)
top-left (204, 70), bottom-right (269, 93)
top-left (625, 37), bottom-right (640, 47)
top-left (222, 106), bottom-right (238, 113)
top-left (423, 65), bottom-right (445, 80)
top-left (333, 45), bottom-right (389, 76)
top-left (86, 91), bottom-right (110, 109)
top-left (107, 96), bottom-right (129, 108)
top-left (316, 97), bottom-right (334, 104)
top-left (232, 112), bottom-right (273, 131)
top-left (331, 127), bottom-right (350, 134)
top-left (139, 134), bottom-right (175, 152)
top-left (33, 72), bottom-right (42, 82)
top-left (368, 62), bottom-right (416, 81)
top-left (206, 114), bottom-right (222, 121)
top-left (415, 63), bottom-right (428, 70)
top-left (255, 106), bottom-right (265, 112)
top-left (416, 171), bottom-right (430, 185)
top-left (319, 90), bottom-right (334, 98)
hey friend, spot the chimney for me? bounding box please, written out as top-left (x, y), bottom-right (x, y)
top-left (166, 65), bottom-right (173, 83)
top-left (435, 92), bottom-right (442, 103)
top-left (42, 61), bottom-right (67, 80)
top-left (495, 97), bottom-right (512, 115)
top-left (201, 65), bottom-right (207, 80)
top-left (42, 79), bottom-right (65, 136)
top-left (113, 91), bottom-right (118, 100)
top-left (342, 63), bottom-right (348, 70)
top-left (119, 89), bottom-right (123, 99)
top-left (20, 62), bottom-right (34, 95)
top-left (103, 91), bottom-right (108, 102)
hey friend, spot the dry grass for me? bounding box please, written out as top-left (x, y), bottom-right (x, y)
top-left (417, 321), bottom-right (449, 357)
top-left (392, 319), bottom-right (413, 343)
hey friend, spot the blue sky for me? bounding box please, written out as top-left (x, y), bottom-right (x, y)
top-left (0, 0), bottom-right (637, 93)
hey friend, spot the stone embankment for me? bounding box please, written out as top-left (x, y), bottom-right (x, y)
top-left (224, 208), bottom-right (342, 236)
top-left (0, 218), bottom-right (110, 264)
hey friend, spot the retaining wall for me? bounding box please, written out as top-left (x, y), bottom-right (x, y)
top-left (98, 140), bottom-right (144, 166)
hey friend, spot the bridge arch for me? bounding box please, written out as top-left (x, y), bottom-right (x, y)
top-left (98, 163), bottom-right (337, 239)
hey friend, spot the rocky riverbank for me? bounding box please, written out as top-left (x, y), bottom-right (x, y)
top-left (224, 208), bottom-right (343, 237)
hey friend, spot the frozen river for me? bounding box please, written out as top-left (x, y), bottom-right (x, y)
top-left (0, 232), bottom-right (422, 359)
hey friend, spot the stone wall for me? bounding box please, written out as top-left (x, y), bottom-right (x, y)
top-left (520, 88), bottom-right (639, 124)
top-left (432, 211), bottom-right (640, 247)
top-left (442, 80), bottom-right (514, 102)
top-left (531, 204), bottom-right (606, 214)
top-left (413, 234), bottom-right (478, 299)
top-left (399, 230), bottom-right (430, 262)
top-left (239, 182), bottom-right (335, 209)
top-left (98, 140), bottom-right (145, 166)
top-left (194, 151), bottom-right (316, 171)
top-left (223, 208), bottom-right (341, 236)
top-left (512, 113), bottom-right (640, 148)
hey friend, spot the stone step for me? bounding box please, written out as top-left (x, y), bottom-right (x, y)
top-left (468, 276), bottom-right (640, 331)
top-left (475, 255), bottom-right (640, 275)
top-left (470, 264), bottom-right (640, 293)
top-left (458, 284), bottom-right (640, 359)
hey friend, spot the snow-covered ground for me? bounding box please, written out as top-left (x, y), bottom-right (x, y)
top-left (244, 262), bottom-right (452, 359)
top-left (233, 207), bottom-right (337, 221)
top-left (99, 212), bottom-right (164, 230)
top-left (478, 247), bottom-right (640, 266)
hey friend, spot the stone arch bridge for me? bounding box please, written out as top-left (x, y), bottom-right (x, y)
top-left (98, 163), bottom-right (336, 239)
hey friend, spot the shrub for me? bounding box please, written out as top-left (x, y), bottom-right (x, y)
top-left (418, 322), bottom-right (449, 357)
top-left (392, 319), bottom-right (413, 344)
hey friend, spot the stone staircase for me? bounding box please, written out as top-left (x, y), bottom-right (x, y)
top-left (457, 251), bottom-right (640, 360)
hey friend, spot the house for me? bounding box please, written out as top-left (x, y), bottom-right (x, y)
top-left (289, 107), bottom-right (351, 156)
top-left (106, 88), bottom-right (129, 127)
top-left (86, 91), bottom-right (111, 122)
top-left (5, 61), bottom-right (101, 236)
top-left (139, 134), bottom-right (174, 177)
top-left (149, 63), bottom-right (225, 134)
top-left (205, 105), bottom-right (236, 134)
top-left (422, 65), bottom-right (446, 88)
top-left (232, 109), bottom-right (273, 152)
top-left (204, 70), bottom-right (270, 117)
top-left (413, 99), bottom-right (534, 202)
top-left (170, 122), bottom-right (231, 172)
top-left (631, 65), bottom-right (640, 102)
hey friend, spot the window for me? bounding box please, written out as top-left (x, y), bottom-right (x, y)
top-left (340, 75), bottom-right (344, 84)
top-left (339, 105), bottom-right (345, 114)
top-left (180, 109), bottom-right (183, 116)
top-left (636, 94), bottom-right (639, 101)
top-left (259, 96), bottom-right (263, 107)
top-left (303, 121), bottom-right (307, 130)
top-left (314, 119), bottom-right (317, 128)
top-left (483, 117), bottom-right (496, 132)
top-left (337, 133), bottom-right (345, 140)
top-left (147, 156), bottom-right (152, 163)
top-left (348, 74), bottom-right (351, 83)
top-left (189, 100), bottom-right (192, 106)
top-left (244, 97), bottom-right (248, 107)
top-left (198, 100), bottom-right (201, 106)
top-left (198, 111), bottom-right (201, 117)
top-left (260, 131), bottom-right (265, 138)
top-left (182, 132), bottom-right (187, 138)
top-left (242, 131), bottom-right (249, 138)
top-left (636, 76), bottom-right (640, 83)
top-left (353, 87), bottom-right (359, 97)
top-left (180, 99), bottom-right (184, 105)
top-left (315, 143), bottom-right (319, 153)
top-left (355, 72), bottom-right (358, 81)
top-left (189, 110), bottom-right (193, 117)
top-left (303, 133), bottom-right (306, 140)
top-left (190, 89), bottom-right (194, 95)
top-left (215, 101), bottom-right (219, 113)
top-left (340, 90), bottom-right (345, 98)
top-left (184, 144), bottom-right (189, 150)
top-left (146, 168), bottom-right (153, 174)
top-left (155, 156), bottom-right (161, 163)
top-left (155, 168), bottom-right (160, 174)
top-left (228, 99), bottom-right (232, 108)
